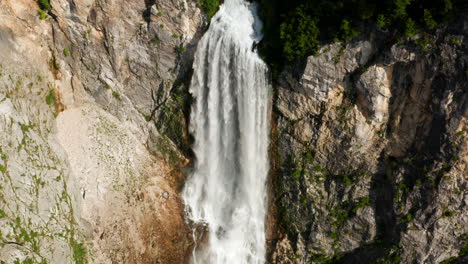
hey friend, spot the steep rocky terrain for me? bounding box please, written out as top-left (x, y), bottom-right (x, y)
top-left (0, 1), bottom-right (466, 264)
top-left (270, 18), bottom-right (467, 264)
top-left (0, 0), bottom-right (203, 263)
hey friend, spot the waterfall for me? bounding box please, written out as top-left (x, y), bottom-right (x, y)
top-left (182, 0), bottom-right (271, 263)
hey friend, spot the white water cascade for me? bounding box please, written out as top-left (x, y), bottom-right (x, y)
top-left (182, 0), bottom-right (271, 263)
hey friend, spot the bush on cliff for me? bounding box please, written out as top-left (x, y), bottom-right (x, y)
top-left (38, 0), bottom-right (51, 10)
top-left (257, 0), bottom-right (457, 71)
top-left (197, 0), bottom-right (220, 20)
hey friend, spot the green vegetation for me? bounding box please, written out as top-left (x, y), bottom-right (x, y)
top-left (377, 245), bottom-right (401, 264)
top-left (45, 89), bottom-right (56, 105)
top-left (63, 48), bottom-right (71, 57)
top-left (70, 238), bottom-right (87, 264)
top-left (352, 197), bottom-right (371, 212)
top-left (197, 0), bottom-right (220, 20)
top-left (423, 9), bottom-right (438, 29)
top-left (112, 91), bottom-right (121, 100)
top-left (37, 0), bottom-right (51, 10)
top-left (280, 7), bottom-right (319, 61)
top-left (38, 9), bottom-right (48, 20)
top-left (49, 56), bottom-right (60, 72)
top-left (154, 84), bottom-right (191, 158)
top-left (258, 0), bottom-right (458, 74)
top-left (175, 44), bottom-right (186, 54)
top-left (443, 210), bottom-right (455, 217)
top-left (82, 28), bottom-right (92, 38)
top-left (151, 36), bottom-right (161, 45)
top-left (308, 252), bottom-right (342, 263)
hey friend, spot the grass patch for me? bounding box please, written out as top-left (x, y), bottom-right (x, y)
top-left (49, 56), bottom-right (60, 72)
top-left (70, 238), bottom-right (87, 264)
top-left (112, 91), bottom-right (121, 100)
top-left (45, 89), bottom-right (56, 105)
top-left (63, 48), bottom-right (71, 57)
top-left (38, 9), bottom-right (48, 19)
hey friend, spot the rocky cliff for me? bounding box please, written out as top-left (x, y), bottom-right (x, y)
top-left (0, 0), bottom-right (203, 263)
top-left (0, 1), bottom-right (466, 264)
top-left (270, 17), bottom-right (467, 264)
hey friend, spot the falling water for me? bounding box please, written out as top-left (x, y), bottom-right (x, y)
top-left (182, 0), bottom-right (271, 263)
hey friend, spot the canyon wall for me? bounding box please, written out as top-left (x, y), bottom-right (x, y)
top-left (270, 18), bottom-right (467, 264)
top-left (0, 1), bottom-right (466, 264)
top-left (0, 0), bottom-right (203, 263)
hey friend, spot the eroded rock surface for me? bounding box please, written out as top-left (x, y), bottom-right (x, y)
top-left (0, 0), bottom-right (204, 263)
top-left (271, 19), bottom-right (467, 264)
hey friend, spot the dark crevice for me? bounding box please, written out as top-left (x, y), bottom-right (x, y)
top-left (143, 0), bottom-right (157, 24)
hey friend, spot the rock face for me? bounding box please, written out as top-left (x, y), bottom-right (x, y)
top-left (271, 19), bottom-right (467, 263)
top-left (0, 0), bottom-right (204, 263)
top-left (1, 1), bottom-right (466, 264)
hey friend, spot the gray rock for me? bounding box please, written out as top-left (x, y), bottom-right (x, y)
top-left (271, 20), bottom-right (468, 264)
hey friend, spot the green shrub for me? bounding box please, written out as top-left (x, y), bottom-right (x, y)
top-left (63, 48), bottom-right (71, 57)
top-left (352, 197), bottom-right (370, 212)
top-left (175, 44), bottom-right (186, 54)
top-left (392, 0), bottom-right (412, 19)
top-left (280, 7), bottom-right (319, 61)
top-left (443, 210), bottom-right (455, 217)
top-left (197, 0), bottom-right (220, 20)
top-left (404, 18), bottom-right (417, 37)
top-left (443, 0), bottom-right (453, 16)
top-left (38, 0), bottom-right (51, 10)
top-left (406, 213), bottom-right (413, 222)
top-left (112, 91), bottom-right (121, 100)
top-left (256, 0), bottom-right (462, 75)
top-left (415, 35), bottom-right (430, 51)
top-left (423, 9), bottom-right (437, 29)
top-left (45, 89), bottom-right (56, 105)
top-left (38, 9), bottom-right (48, 20)
top-left (376, 14), bottom-right (389, 29)
top-left (339, 19), bottom-right (359, 41)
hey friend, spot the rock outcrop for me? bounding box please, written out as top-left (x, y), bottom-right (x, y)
top-left (270, 18), bottom-right (467, 264)
top-left (0, 0), bottom-right (204, 263)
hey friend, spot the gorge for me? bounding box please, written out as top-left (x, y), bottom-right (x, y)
top-left (0, 1), bottom-right (466, 264)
